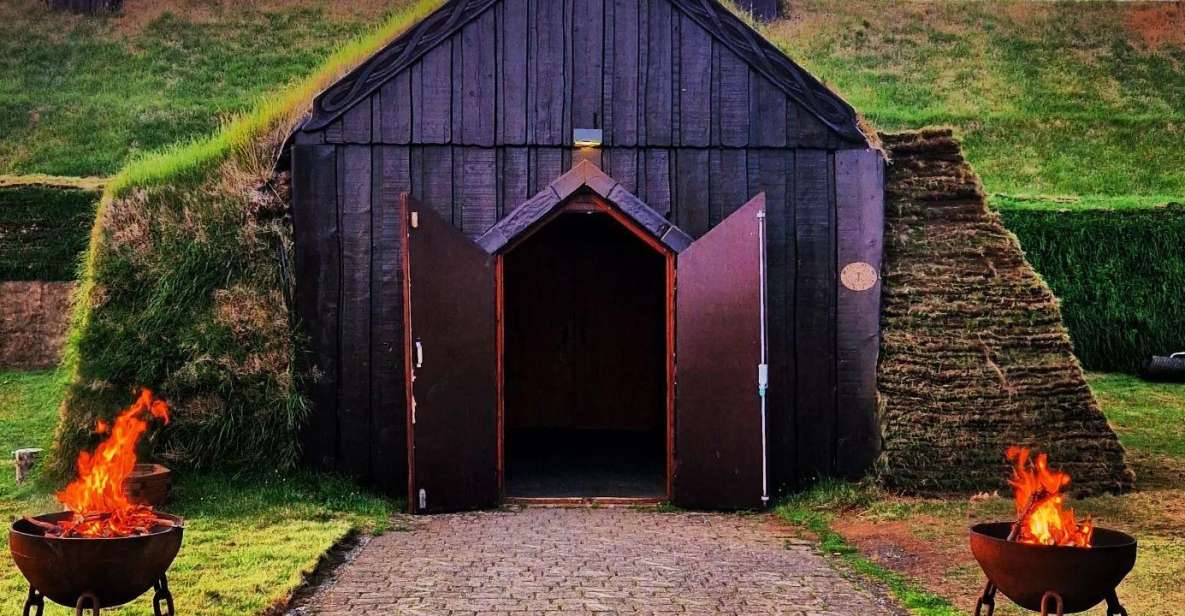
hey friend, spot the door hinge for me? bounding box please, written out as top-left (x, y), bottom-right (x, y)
top-left (758, 363), bottom-right (769, 397)
top-left (410, 211), bottom-right (419, 229)
top-left (415, 338), bottom-right (424, 368)
top-left (418, 488), bottom-right (427, 511)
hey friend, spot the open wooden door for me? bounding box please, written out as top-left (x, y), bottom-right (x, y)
top-left (403, 194), bottom-right (499, 513)
top-left (673, 194), bottom-right (768, 510)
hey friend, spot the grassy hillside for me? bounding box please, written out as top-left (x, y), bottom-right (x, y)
top-left (0, 0), bottom-right (395, 176)
top-left (767, 0), bottom-right (1185, 206)
top-left (2, 0), bottom-right (1183, 209)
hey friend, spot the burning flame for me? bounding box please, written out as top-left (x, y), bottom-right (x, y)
top-left (1006, 446), bottom-right (1094, 547)
top-left (55, 388), bottom-right (170, 537)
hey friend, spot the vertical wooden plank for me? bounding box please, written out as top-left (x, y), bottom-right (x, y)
top-left (462, 11), bottom-right (497, 146)
top-left (414, 43), bottom-right (452, 144)
top-left (835, 149), bottom-right (884, 479)
top-left (461, 148), bottom-right (498, 235)
top-left (338, 145), bottom-right (373, 480)
top-left (420, 145), bottom-right (454, 223)
top-left (502, 147), bottom-right (530, 213)
top-left (324, 119), bottom-right (344, 144)
top-left (671, 11), bottom-right (681, 141)
top-left (501, 0), bottom-right (528, 144)
top-left (533, 147), bottom-right (564, 193)
top-left (452, 32), bottom-right (464, 145)
top-left (609, 0), bottom-right (639, 146)
top-left (679, 15), bottom-right (711, 147)
top-left (643, 149), bottom-right (672, 216)
top-left (796, 101), bottom-right (835, 149)
top-left (571, 0), bottom-right (604, 131)
top-left (675, 149), bottom-right (710, 237)
top-left (636, 0), bottom-right (649, 142)
top-left (291, 145), bottom-right (339, 469)
top-left (749, 71), bottom-right (787, 147)
top-left (644, 0), bottom-right (673, 145)
top-left (371, 146), bottom-right (411, 493)
top-left (606, 148), bottom-right (639, 194)
top-left (750, 150), bottom-right (794, 490)
top-left (562, 0), bottom-right (575, 143)
top-left (533, 0), bottom-right (566, 145)
top-left (602, 0), bottom-right (615, 145)
top-left (452, 145), bottom-right (465, 227)
top-left (716, 46), bottom-right (749, 148)
top-left (379, 71), bottom-right (412, 144)
top-left (795, 149), bottom-right (836, 481)
top-left (709, 149), bottom-right (747, 227)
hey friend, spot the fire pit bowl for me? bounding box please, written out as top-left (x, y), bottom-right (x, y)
top-left (970, 522), bottom-right (1136, 615)
top-left (10, 511), bottom-right (183, 613)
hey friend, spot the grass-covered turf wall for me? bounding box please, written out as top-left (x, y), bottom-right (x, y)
top-left (55, 0), bottom-right (444, 475)
top-left (1000, 204), bottom-right (1185, 374)
top-left (0, 185), bottom-right (97, 280)
top-left (877, 129), bottom-right (1132, 494)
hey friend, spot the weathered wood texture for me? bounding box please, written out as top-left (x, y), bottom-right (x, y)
top-left (289, 0), bottom-right (884, 498)
top-left (303, 0), bottom-right (860, 150)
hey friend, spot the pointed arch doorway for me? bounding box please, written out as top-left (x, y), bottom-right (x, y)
top-left (404, 161), bottom-right (769, 512)
top-left (498, 190), bottom-right (677, 502)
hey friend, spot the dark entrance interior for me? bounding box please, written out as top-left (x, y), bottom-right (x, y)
top-left (504, 208), bottom-right (668, 498)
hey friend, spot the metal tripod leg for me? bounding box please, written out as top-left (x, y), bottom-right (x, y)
top-left (975, 581), bottom-right (997, 616)
top-left (23, 587), bottom-right (44, 616)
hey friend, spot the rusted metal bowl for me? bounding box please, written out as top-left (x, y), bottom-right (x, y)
top-left (9, 511), bottom-right (184, 609)
top-left (970, 522), bottom-right (1136, 613)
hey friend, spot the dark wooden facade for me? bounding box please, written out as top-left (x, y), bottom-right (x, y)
top-left (288, 0), bottom-right (884, 504)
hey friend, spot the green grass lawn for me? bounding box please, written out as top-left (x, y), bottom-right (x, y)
top-left (778, 373), bottom-right (1185, 615)
top-left (0, 370), bottom-right (394, 615)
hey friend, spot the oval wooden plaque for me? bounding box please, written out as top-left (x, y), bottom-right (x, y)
top-left (841, 262), bottom-right (878, 292)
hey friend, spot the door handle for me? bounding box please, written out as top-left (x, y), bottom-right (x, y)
top-left (415, 339), bottom-right (424, 368)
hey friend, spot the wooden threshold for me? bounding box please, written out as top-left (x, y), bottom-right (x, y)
top-left (503, 496), bottom-right (664, 507)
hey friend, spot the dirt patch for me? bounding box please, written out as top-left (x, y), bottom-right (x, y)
top-left (834, 513), bottom-right (983, 611)
top-left (1125, 3), bottom-right (1185, 50)
top-left (0, 281), bottom-right (75, 369)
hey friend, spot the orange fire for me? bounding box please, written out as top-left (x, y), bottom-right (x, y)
top-left (54, 388), bottom-right (170, 537)
top-left (1006, 446), bottom-right (1094, 547)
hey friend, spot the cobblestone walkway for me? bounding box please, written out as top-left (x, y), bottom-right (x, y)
top-left (298, 507), bottom-right (898, 615)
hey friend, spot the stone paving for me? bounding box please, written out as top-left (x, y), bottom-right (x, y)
top-left (296, 507), bottom-right (899, 615)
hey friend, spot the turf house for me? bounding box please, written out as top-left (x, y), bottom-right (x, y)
top-left (59, 0), bottom-right (1133, 515)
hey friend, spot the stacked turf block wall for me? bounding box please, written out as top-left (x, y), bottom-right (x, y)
top-left (877, 128), bottom-right (1133, 495)
top-left (0, 184), bottom-right (96, 368)
top-left (1000, 206), bottom-right (1185, 374)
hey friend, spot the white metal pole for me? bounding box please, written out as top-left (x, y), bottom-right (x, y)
top-left (757, 208), bottom-right (769, 506)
